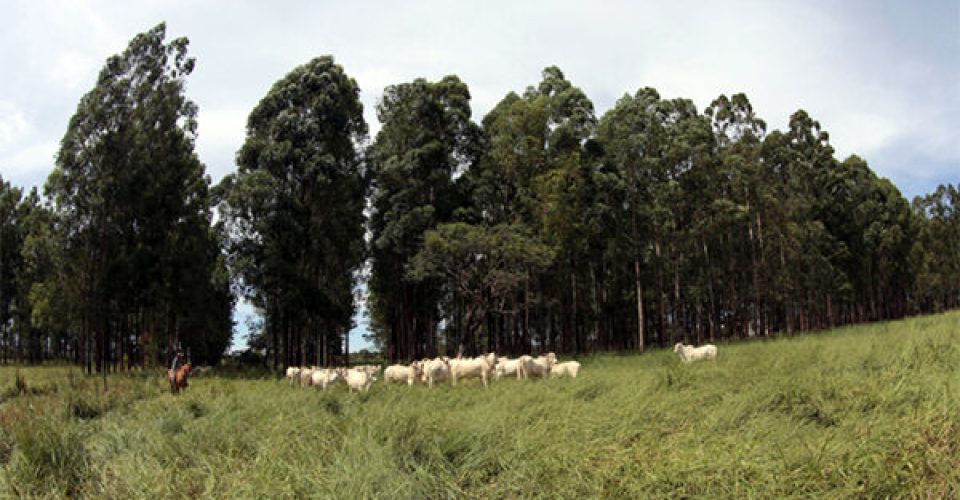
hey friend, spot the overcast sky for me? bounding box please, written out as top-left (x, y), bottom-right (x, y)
top-left (1, 0), bottom-right (957, 351)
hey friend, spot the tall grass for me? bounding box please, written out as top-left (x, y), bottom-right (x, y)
top-left (2, 311), bottom-right (958, 497)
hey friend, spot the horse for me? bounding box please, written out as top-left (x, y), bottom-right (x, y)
top-left (168, 362), bottom-right (192, 394)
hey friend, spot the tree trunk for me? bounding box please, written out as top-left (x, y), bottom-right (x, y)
top-left (635, 257), bottom-right (644, 352)
top-left (655, 239), bottom-right (665, 346)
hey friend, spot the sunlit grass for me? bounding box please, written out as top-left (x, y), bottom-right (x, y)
top-left (2, 311), bottom-right (958, 497)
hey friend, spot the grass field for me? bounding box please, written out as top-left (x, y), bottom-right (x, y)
top-left (2, 311), bottom-right (958, 498)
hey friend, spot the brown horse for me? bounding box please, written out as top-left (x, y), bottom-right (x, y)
top-left (168, 362), bottom-right (192, 394)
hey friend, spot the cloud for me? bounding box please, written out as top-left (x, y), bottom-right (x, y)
top-left (47, 52), bottom-right (100, 92)
top-left (0, 139), bottom-right (58, 187)
top-left (0, 101), bottom-right (30, 150)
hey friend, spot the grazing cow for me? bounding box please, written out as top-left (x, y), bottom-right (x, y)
top-left (449, 353), bottom-right (497, 387)
top-left (494, 357), bottom-right (523, 380)
top-left (384, 363), bottom-right (422, 386)
top-left (550, 361), bottom-right (581, 378)
top-left (673, 343), bottom-right (718, 363)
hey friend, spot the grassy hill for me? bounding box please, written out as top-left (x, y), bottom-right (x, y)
top-left (2, 311), bottom-right (958, 497)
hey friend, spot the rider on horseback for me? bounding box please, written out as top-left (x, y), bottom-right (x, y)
top-left (170, 350), bottom-right (188, 389)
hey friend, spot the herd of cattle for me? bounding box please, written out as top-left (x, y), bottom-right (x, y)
top-left (282, 342), bottom-right (718, 392)
top-left (284, 352), bottom-right (579, 392)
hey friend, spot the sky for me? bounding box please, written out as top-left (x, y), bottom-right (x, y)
top-left (1, 0), bottom-right (957, 351)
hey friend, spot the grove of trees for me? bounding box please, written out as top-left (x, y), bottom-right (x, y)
top-left (0, 24), bottom-right (957, 370)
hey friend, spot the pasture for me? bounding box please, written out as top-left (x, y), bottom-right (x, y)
top-left (1, 311), bottom-right (958, 498)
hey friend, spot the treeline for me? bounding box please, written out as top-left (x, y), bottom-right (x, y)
top-left (365, 72), bottom-right (958, 361)
top-left (0, 25), bottom-right (957, 370)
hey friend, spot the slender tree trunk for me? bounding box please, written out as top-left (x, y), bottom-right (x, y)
top-left (673, 260), bottom-right (681, 344)
top-left (703, 239), bottom-right (717, 342)
top-left (524, 272), bottom-right (531, 355)
top-left (589, 263), bottom-right (599, 352)
top-left (655, 239), bottom-right (665, 346)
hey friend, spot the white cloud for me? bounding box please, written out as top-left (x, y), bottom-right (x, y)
top-left (0, 101), bottom-right (30, 151)
top-left (829, 111), bottom-right (900, 161)
top-left (0, 139), bottom-right (58, 185)
top-left (47, 52), bottom-right (99, 91)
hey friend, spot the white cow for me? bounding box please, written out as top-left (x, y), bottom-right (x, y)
top-left (384, 363), bottom-right (422, 386)
top-left (311, 368), bottom-right (343, 390)
top-left (353, 365), bottom-right (382, 377)
top-left (422, 357), bottom-right (451, 388)
top-left (673, 343), bottom-right (718, 363)
top-left (299, 367), bottom-right (315, 387)
top-left (343, 368), bottom-right (377, 393)
top-left (285, 366), bottom-right (301, 386)
top-left (449, 353), bottom-right (497, 387)
top-left (518, 352), bottom-right (556, 379)
top-left (550, 361), bottom-right (581, 378)
top-left (494, 357), bottom-right (523, 380)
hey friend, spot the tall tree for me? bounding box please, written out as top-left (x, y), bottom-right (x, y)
top-left (46, 23), bottom-right (230, 373)
top-left (0, 177), bottom-right (25, 362)
top-left (468, 66), bottom-right (597, 354)
top-left (911, 184), bottom-right (960, 312)
top-left (368, 75), bottom-right (481, 361)
top-left (219, 56), bottom-right (368, 370)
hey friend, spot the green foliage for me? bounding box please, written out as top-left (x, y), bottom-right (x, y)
top-left (911, 184), bottom-right (960, 312)
top-left (37, 22), bottom-right (230, 368)
top-left (409, 222), bottom-right (554, 348)
top-left (368, 75), bottom-right (481, 359)
top-left (219, 55), bottom-right (368, 370)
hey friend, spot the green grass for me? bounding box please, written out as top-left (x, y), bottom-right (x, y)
top-left (2, 311), bottom-right (958, 498)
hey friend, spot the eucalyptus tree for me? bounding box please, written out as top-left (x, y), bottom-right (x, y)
top-left (596, 88), bottom-right (663, 351)
top-left (703, 93), bottom-right (768, 338)
top-left (0, 177), bottom-right (25, 362)
top-left (47, 23), bottom-right (229, 373)
top-left (17, 191), bottom-right (79, 363)
top-left (911, 184), bottom-right (959, 312)
top-left (597, 88), bottom-right (715, 347)
top-left (471, 66), bottom-right (597, 353)
top-left (407, 222), bottom-right (553, 355)
top-left (219, 56), bottom-right (368, 370)
top-left (368, 75), bottom-right (481, 361)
